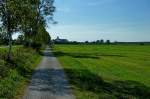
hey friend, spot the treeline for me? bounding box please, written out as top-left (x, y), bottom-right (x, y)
top-left (54, 40), bottom-right (150, 45)
top-left (0, 0), bottom-right (55, 60)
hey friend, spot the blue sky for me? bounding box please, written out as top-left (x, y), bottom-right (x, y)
top-left (47, 0), bottom-right (150, 42)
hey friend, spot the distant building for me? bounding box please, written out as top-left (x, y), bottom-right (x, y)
top-left (54, 36), bottom-right (69, 43)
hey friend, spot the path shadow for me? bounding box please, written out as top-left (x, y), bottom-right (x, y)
top-left (28, 69), bottom-right (72, 96)
top-left (53, 51), bottom-right (125, 59)
top-left (64, 69), bottom-right (150, 99)
top-left (39, 48), bottom-right (53, 57)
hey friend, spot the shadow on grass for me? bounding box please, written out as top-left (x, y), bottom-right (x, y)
top-left (53, 51), bottom-right (125, 59)
top-left (26, 67), bottom-right (150, 98)
top-left (64, 69), bottom-right (150, 99)
top-left (38, 49), bottom-right (149, 98)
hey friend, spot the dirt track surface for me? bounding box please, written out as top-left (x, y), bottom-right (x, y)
top-left (23, 48), bottom-right (75, 99)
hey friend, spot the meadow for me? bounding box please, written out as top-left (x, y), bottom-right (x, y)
top-left (53, 44), bottom-right (150, 99)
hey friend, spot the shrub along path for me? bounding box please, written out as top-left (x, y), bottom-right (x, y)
top-left (23, 48), bottom-right (75, 99)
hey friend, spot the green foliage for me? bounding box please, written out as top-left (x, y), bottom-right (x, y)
top-left (0, 32), bottom-right (9, 45)
top-left (15, 35), bottom-right (24, 45)
top-left (21, 0), bottom-right (54, 48)
top-left (31, 42), bottom-right (42, 51)
top-left (0, 60), bottom-right (9, 78)
top-left (0, 0), bottom-right (55, 57)
top-left (14, 48), bottom-right (40, 76)
top-left (54, 44), bottom-right (150, 99)
top-left (0, 70), bottom-right (23, 99)
top-left (0, 49), bottom-right (7, 60)
top-left (0, 47), bottom-right (41, 99)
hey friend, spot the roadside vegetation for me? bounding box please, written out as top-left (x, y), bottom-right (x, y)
top-left (54, 44), bottom-right (150, 99)
top-left (0, 0), bottom-right (55, 60)
top-left (0, 0), bottom-right (55, 98)
top-left (0, 47), bottom-right (41, 99)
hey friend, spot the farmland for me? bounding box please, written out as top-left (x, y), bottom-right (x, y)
top-left (53, 44), bottom-right (150, 99)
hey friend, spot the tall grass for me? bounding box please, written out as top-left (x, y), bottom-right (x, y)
top-left (0, 47), bottom-right (41, 99)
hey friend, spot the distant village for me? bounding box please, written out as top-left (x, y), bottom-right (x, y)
top-left (53, 36), bottom-right (69, 44)
top-left (52, 36), bottom-right (150, 45)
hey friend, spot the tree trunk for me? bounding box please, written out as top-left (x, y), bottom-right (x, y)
top-left (7, 32), bottom-right (12, 61)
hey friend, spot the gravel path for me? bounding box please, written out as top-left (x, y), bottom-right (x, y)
top-left (23, 48), bottom-right (75, 99)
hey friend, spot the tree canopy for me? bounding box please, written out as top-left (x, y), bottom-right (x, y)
top-left (0, 0), bottom-right (55, 60)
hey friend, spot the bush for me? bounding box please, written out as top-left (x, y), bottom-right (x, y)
top-left (23, 41), bottom-right (42, 51)
top-left (0, 60), bottom-right (9, 78)
top-left (16, 60), bottom-right (32, 77)
top-left (0, 49), bottom-right (7, 60)
top-left (0, 47), bottom-right (41, 98)
top-left (0, 70), bottom-right (23, 99)
top-left (140, 43), bottom-right (144, 45)
top-left (12, 48), bottom-right (39, 77)
top-left (31, 42), bottom-right (42, 51)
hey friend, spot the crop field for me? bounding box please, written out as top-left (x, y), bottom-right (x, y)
top-left (53, 44), bottom-right (150, 99)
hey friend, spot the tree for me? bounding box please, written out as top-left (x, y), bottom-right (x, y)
top-left (106, 40), bottom-right (110, 44)
top-left (33, 0), bottom-right (55, 41)
top-left (96, 40), bottom-right (100, 44)
top-left (32, 24), bottom-right (51, 49)
top-left (0, 0), bottom-right (55, 60)
top-left (100, 39), bottom-right (104, 44)
top-left (0, 0), bottom-right (55, 56)
top-left (0, 30), bottom-right (8, 45)
top-left (0, 0), bottom-right (22, 60)
top-left (20, 0), bottom-right (55, 47)
top-left (85, 41), bottom-right (89, 44)
top-left (17, 35), bottom-right (24, 44)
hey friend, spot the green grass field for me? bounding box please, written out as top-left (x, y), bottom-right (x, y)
top-left (53, 44), bottom-right (150, 99)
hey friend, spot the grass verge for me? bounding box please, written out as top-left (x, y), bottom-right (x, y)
top-left (0, 47), bottom-right (41, 99)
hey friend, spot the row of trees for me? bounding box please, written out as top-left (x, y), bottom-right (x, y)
top-left (0, 0), bottom-right (55, 60)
